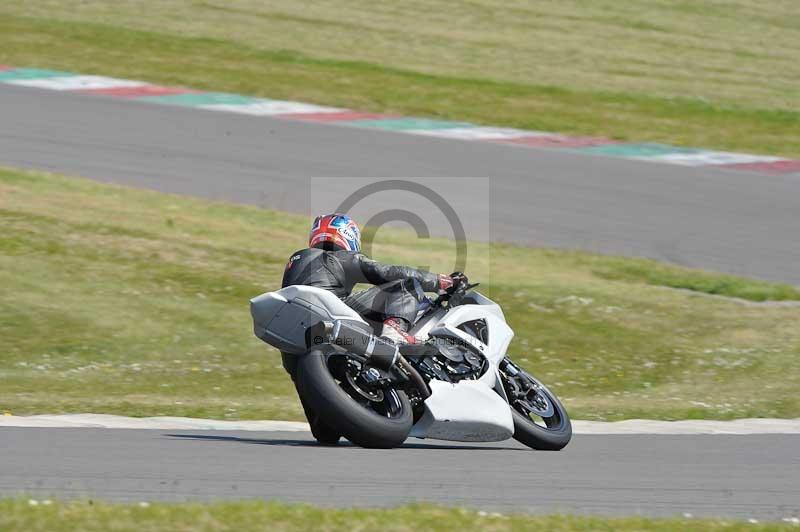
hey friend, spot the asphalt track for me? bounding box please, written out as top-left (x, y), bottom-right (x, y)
top-left (1, 84), bottom-right (799, 284)
top-left (1, 428), bottom-right (798, 521)
top-left (2, 84), bottom-right (800, 520)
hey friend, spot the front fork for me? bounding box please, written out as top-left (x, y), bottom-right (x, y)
top-left (500, 356), bottom-right (554, 419)
top-left (500, 356), bottom-right (521, 376)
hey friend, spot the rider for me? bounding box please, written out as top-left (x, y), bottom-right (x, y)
top-left (282, 213), bottom-right (467, 344)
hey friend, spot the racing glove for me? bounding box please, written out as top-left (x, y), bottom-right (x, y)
top-left (438, 272), bottom-right (468, 294)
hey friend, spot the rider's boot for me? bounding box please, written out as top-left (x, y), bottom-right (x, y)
top-left (380, 317), bottom-right (417, 345)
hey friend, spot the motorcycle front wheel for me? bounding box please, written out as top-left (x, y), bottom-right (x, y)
top-left (501, 358), bottom-right (572, 451)
top-left (295, 347), bottom-right (413, 449)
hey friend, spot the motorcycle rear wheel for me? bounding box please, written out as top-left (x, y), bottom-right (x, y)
top-left (296, 347), bottom-right (413, 449)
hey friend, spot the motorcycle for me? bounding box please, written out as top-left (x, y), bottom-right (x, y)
top-left (250, 281), bottom-right (571, 450)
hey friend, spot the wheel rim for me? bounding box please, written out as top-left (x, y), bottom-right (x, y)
top-left (518, 386), bottom-right (555, 418)
top-left (503, 361), bottom-right (567, 431)
top-left (326, 353), bottom-right (405, 419)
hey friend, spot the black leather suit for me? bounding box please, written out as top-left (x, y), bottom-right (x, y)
top-left (281, 248), bottom-right (439, 326)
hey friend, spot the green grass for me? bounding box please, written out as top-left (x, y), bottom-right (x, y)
top-left (591, 257), bottom-right (800, 302)
top-left (0, 1), bottom-right (798, 156)
top-left (2, 166), bottom-right (800, 421)
top-left (1, 500), bottom-right (794, 531)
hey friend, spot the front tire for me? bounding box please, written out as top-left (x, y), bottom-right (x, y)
top-left (501, 358), bottom-right (572, 451)
top-left (511, 408), bottom-right (572, 451)
top-left (296, 348), bottom-right (413, 449)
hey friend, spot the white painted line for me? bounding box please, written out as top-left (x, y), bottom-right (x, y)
top-left (6, 75), bottom-right (147, 91)
top-left (573, 418), bottom-right (800, 434)
top-left (641, 151), bottom-right (786, 167)
top-left (407, 127), bottom-right (549, 140)
top-left (0, 414), bottom-right (309, 431)
top-left (201, 101), bottom-right (344, 116)
top-left (2, 414), bottom-right (799, 434)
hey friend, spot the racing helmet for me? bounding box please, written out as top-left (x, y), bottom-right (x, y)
top-left (309, 213), bottom-right (361, 252)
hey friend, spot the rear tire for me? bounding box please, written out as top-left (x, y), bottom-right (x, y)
top-left (288, 353), bottom-right (341, 445)
top-left (309, 418), bottom-right (342, 445)
top-left (294, 379), bottom-right (341, 445)
top-left (296, 348), bottom-right (413, 449)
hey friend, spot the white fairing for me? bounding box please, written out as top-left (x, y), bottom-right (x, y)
top-left (410, 379), bottom-right (513, 441)
top-left (273, 285), bottom-right (368, 323)
top-left (250, 285), bottom-right (369, 354)
top-left (410, 290), bottom-right (516, 441)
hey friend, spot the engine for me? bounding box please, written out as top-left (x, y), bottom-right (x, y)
top-left (407, 336), bottom-right (486, 383)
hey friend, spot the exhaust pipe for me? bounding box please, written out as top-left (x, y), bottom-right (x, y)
top-left (305, 320), bottom-right (431, 399)
top-left (305, 320), bottom-right (398, 371)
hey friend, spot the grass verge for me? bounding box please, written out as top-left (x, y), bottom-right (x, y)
top-left (0, 3), bottom-right (798, 156)
top-left (1, 500), bottom-right (793, 531)
top-left (2, 166), bottom-right (800, 421)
